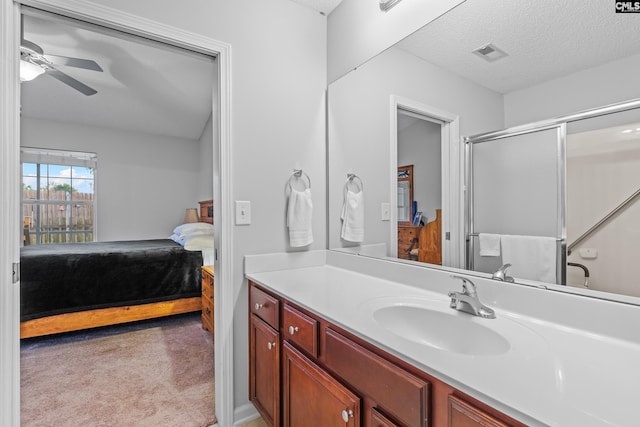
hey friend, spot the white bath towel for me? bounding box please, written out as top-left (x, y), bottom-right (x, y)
top-left (341, 190), bottom-right (364, 242)
top-left (500, 235), bottom-right (557, 283)
top-left (287, 188), bottom-right (314, 247)
top-left (478, 233), bottom-right (501, 256)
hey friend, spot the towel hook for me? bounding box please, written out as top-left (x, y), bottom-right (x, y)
top-left (290, 169), bottom-right (311, 189)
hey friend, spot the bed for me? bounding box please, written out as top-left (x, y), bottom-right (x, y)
top-left (20, 239), bottom-right (205, 339)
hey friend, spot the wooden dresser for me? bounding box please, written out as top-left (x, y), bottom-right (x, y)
top-left (398, 225), bottom-right (422, 260)
top-left (201, 265), bottom-right (214, 335)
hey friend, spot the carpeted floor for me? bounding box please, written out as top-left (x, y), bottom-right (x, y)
top-left (20, 313), bottom-right (215, 427)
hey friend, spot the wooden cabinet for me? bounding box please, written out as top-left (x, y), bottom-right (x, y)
top-left (398, 225), bottom-right (422, 260)
top-left (201, 265), bottom-right (214, 335)
top-left (324, 327), bottom-right (430, 427)
top-left (248, 281), bottom-right (525, 427)
top-left (283, 341), bottom-right (360, 427)
top-left (250, 314), bottom-right (280, 427)
top-left (448, 395), bottom-right (511, 427)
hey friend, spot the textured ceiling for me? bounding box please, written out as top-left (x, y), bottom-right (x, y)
top-left (396, 0), bottom-right (640, 94)
top-left (21, 11), bottom-right (215, 141)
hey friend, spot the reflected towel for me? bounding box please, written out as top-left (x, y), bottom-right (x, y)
top-left (479, 233), bottom-right (501, 256)
top-left (500, 235), bottom-right (557, 283)
top-left (287, 188), bottom-right (314, 247)
top-left (341, 190), bottom-right (364, 242)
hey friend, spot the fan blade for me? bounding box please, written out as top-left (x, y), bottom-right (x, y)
top-left (44, 54), bottom-right (103, 72)
top-left (46, 68), bottom-right (98, 96)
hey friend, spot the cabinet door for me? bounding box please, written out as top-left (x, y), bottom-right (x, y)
top-left (250, 315), bottom-right (280, 427)
top-left (283, 342), bottom-right (360, 427)
top-left (448, 395), bottom-right (510, 427)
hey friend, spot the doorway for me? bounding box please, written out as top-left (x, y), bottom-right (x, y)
top-left (2, 2), bottom-right (233, 426)
top-left (397, 109), bottom-right (443, 263)
top-left (390, 96), bottom-right (462, 268)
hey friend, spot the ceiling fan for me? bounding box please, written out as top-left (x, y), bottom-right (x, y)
top-left (20, 16), bottom-right (103, 96)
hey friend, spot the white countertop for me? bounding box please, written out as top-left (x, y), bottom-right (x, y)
top-left (245, 250), bottom-right (640, 427)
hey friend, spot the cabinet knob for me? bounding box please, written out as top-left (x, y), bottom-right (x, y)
top-left (254, 303), bottom-right (263, 310)
top-left (341, 409), bottom-right (353, 423)
top-left (288, 325), bottom-right (299, 335)
top-left (267, 342), bottom-right (276, 350)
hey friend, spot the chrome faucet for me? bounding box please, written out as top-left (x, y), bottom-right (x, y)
top-left (448, 275), bottom-right (496, 319)
top-left (492, 263), bottom-right (514, 282)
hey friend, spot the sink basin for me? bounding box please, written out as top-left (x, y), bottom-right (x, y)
top-left (372, 303), bottom-right (510, 356)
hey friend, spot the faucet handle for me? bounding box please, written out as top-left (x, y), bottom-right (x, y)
top-left (493, 264), bottom-right (514, 282)
top-left (450, 275), bottom-right (477, 297)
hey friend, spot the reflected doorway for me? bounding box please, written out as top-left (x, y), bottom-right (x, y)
top-left (396, 109), bottom-right (443, 264)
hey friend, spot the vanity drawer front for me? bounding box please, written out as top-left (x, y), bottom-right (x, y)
top-left (371, 408), bottom-right (401, 427)
top-left (250, 284), bottom-right (280, 330)
top-left (324, 328), bottom-right (430, 427)
top-left (448, 395), bottom-right (510, 427)
top-left (282, 303), bottom-right (318, 357)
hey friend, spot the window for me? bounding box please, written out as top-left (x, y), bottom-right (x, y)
top-left (21, 148), bottom-right (96, 245)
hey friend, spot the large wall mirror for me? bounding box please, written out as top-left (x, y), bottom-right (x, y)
top-left (327, 0), bottom-right (640, 304)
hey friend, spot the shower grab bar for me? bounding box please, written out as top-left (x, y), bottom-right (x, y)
top-left (567, 186), bottom-right (640, 255)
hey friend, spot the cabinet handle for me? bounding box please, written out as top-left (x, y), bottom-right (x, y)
top-left (267, 342), bottom-right (276, 350)
top-left (254, 303), bottom-right (263, 310)
top-left (288, 325), bottom-right (299, 335)
top-left (205, 307), bottom-right (211, 315)
top-left (341, 409), bottom-right (353, 423)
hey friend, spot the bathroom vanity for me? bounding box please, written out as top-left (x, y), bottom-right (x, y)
top-left (246, 250), bottom-right (640, 427)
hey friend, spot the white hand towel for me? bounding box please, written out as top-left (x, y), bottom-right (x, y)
top-left (341, 190), bottom-right (364, 242)
top-left (500, 235), bottom-right (557, 283)
top-left (287, 188), bottom-right (313, 247)
top-left (478, 233), bottom-right (501, 256)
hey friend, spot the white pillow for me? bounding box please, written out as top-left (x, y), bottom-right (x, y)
top-left (184, 235), bottom-right (215, 251)
top-left (179, 229), bottom-right (214, 239)
top-left (169, 233), bottom-right (186, 246)
top-left (173, 222), bottom-right (213, 236)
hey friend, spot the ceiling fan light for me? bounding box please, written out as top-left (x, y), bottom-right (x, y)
top-left (20, 59), bottom-right (45, 82)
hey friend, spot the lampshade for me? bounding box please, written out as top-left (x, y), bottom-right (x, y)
top-left (20, 60), bottom-right (45, 82)
top-left (183, 208), bottom-right (200, 224)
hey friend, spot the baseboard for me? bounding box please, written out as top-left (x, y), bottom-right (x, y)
top-left (233, 402), bottom-right (260, 426)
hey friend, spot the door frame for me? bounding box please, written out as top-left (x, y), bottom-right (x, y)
top-left (0, 1), bottom-right (234, 426)
top-left (389, 95), bottom-right (463, 268)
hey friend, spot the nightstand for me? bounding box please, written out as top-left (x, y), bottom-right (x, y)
top-left (201, 265), bottom-right (214, 335)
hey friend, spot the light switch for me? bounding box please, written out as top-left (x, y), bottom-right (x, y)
top-left (235, 201), bottom-right (251, 225)
top-left (381, 203), bottom-right (390, 221)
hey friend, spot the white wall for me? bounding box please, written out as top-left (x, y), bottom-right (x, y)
top-left (328, 46), bottom-right (503, 251)
top-left (327, 0), bottom-right (465, 82)
top-left (21, 117), bottom-right (200, 240)
top-left (82, 0), bottom-right (327, 413)
top-left (504, 53), bottom-right (640, 127)
top-left (397, 119), bottom-right (441, 224)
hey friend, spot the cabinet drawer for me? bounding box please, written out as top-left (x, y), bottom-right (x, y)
top-left (202, 277), bottom-right (213, 301)
top-left (250, 284), bottom-right (280, 330)
top-left (282, 304), bottom-right (318, 357)
top-left (324, 328), bottom-right (430, 427)
top-left (372, 408), bottom-right (401, 427)
top-left (448, 395), bottom-right (511, 427)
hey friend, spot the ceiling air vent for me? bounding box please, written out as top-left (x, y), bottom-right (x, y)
top-left (472, 43), bottom-right (508, 62)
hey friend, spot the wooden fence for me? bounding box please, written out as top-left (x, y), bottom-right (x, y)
top-left (23, 190), bottom-right (94, 244)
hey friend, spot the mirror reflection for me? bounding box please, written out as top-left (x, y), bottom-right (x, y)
top-left (327, 0), bottom-right (640, 302)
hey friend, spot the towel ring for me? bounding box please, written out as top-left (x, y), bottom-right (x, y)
top-left (345, 173), bottom-right (363, 193)
top-left (289, 169), bottom-right (311, 190)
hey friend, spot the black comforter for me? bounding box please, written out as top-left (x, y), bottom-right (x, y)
top-left (20, 239), bottom-right (202, 322)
